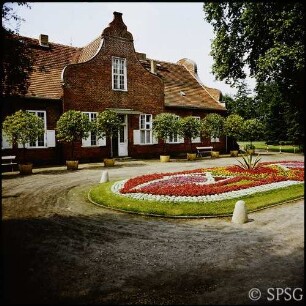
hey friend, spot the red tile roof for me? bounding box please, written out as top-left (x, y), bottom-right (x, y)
top-left (139, 59), bottom-right (226, 111)
top-left (22, 36), bottom-right (225, 111)
top-left (76, 36), bottom-right (102, 63)
top-left (21, 37), bottom-right (79, 99)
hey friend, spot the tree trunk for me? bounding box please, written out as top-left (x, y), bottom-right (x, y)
top-left (110, 135), bottom-right (113, 158)
top-left (22, 144), bottom-right (26, 163)
top-left (71, 142), bottom-right (74, 160)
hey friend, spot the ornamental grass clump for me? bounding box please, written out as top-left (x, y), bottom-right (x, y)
top-left (236, 154), bottom-right (261, 170)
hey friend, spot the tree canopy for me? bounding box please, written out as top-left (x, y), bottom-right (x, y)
top-left (203, 2), bottom-right (304, 146)
top-left (1, 3), bottom-right (34, 97)
top-left (203, 2), bottom-right (304, 87)
top-left (2, 110), bottom-right (44, 162)
top-left (56, 110), bottom-right (91, 160)
top-left (153, 113), bottom-right (181, 154)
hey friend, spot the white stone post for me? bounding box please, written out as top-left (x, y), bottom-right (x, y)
top-left (232, 200), bottom-right (248, 224)
top-left (100, 170), bottom-right (109, 183)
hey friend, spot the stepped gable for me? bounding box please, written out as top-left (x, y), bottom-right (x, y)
top-left (102, 11), bottom-right (133, 41)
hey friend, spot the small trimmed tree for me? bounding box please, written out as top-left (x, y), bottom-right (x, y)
top-left (224, 114), bottom-right (244, 151)
top-left (242, 118), bottom-right (265, 148)
top-left (179, 116), bottom-right (201, 153)
top-left (2, 110), bottom-right (44, 163)
top-left (56, 110), bottom-right (91, 160)
top-left (95, 110), bottom-right (122, 158)
top-left (153, 113), bottom-right (181, 155)
top-left (201, 113), bottom-right (224, 148)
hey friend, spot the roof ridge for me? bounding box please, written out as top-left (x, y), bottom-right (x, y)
top-left (146, 57), bottom-right (180, 66)
top-left (19, 35), bottom-right (81, 50)
top-left (180, 64), bottom-right (224, 106)
top-left (79, 35), bottom-right (102, 50)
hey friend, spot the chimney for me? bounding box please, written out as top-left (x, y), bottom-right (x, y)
top-left (150, 59), bottom-right (157, 74)
top-left (136, 52), bottom-right (147, 61)
top-left (39, 34), bottom-right (49, 47)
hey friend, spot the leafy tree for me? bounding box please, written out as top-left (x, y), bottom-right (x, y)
top-left (95, 110), bottom-right (122, 158)
top-left (242, 119), bottom-right (265, 147)
top-left (179, 116), bottom-right (201, 153)
top-left (1, 3), bottom-right (35, 97)
top-left (203, 2), bottom-right (304, 147)
top-left (255, 82), bottom-right (288, 143)
top-left (224, 114), bottom-right (244, 150)
top-left (153, 113), bottom-right (181, 155)
top-left (233, 82), bottom-right (261, 119)
top-left (201, 113), bottom-right (224, 141)
top-left (2, 110), bottom-right (44, 163)
top-left (56, 110), bottom-right (91, 160)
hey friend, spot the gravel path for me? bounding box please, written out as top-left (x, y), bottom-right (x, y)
top-left (2, 153), bottom-right (304, 304)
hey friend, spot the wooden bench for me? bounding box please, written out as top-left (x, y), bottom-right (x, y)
top-left (1, 155), bottom-right (17, 172)
top-left (196, 146), bottom-right (213, 157)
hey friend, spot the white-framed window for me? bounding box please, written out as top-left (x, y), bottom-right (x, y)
top-left (211, 137), bottom-right (220, 143)
top-left (140, 114), bottom-right (153, 144)
top-left (168, 115), bottom-right (184, 144)
top-left (82, 112), bottom-right (106, 147)
top-left (28, 110), bottom-right (47, 148)
top-left (112, 57), bottom-right (127, 91)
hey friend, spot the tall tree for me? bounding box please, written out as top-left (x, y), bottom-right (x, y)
top-left (1, 3), bottom-right (34, 97)
top-left (203, 2), bottom-right (304, 146)
top-left (255, 82), bottom-right (288, 143)
top-left (224, 81), bottom-right (259, 119)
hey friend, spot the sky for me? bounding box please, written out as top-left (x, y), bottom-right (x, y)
top-left (6, 2), bottom-right (256, 97)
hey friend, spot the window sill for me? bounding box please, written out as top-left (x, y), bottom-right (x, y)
top-left (82, 145), bottom-right (105, 148)
top-left (112, 88), bottom-right (128, 92)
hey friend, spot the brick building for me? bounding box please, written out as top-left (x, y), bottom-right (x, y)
top-left (2, 12), bottom-right (227, 165)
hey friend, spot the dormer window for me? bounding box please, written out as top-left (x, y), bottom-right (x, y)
top-left (112, 57), bottom-right (127, 91)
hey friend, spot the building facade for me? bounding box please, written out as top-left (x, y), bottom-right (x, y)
top-left (2, 12), bottom-right (227, 165)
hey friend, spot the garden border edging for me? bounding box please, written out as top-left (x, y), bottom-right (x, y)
top-left (87, 187), bottom-right (304, 219)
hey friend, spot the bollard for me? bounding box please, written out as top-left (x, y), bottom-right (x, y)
top-left (232, 200), bottom-right (248, 224)
top-left (100, 170), bottom-right (109, 183)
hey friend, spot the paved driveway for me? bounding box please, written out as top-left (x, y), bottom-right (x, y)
top-left (2, 153), bottom-right (304, 304)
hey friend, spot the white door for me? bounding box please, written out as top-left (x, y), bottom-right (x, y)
top-left (118, 115), bottom-right (128, 156)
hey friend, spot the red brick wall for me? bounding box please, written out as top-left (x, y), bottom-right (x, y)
top-left (1, 97), bottom-right (63, 165)
top-left (62, 37), bottom-right (164, 115)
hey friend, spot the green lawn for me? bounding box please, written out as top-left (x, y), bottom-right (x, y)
top-left (89, 182), bottom-right (304, 217)
top-left (238, 141), bottom-right (302, 153)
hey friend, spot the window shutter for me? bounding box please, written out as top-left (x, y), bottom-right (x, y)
top-left (1, 133), bottom-right (12, 149)
top-left (192, 136), bottom-right (201, 143)
top-left (46, 130), bottom-right (56, 147)
top-left (179, 136), bottom-right (185, 144)
top-left (98, 136), bottom-right (106, 146)
top-left (133, 130), bottom-right (141, 145)
top-left (82, 135), bottom-right (91, 147)
top-left (124, 58), bottom-right (127, 91)
top-left (152, 135), bottom-right (159, 144)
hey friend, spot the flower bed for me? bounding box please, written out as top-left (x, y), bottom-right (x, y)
top-left (112, 161), bottom-right (304, 203)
